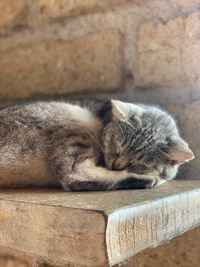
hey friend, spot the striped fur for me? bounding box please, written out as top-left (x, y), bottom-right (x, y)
top-left (0, 100), bottom-right (193, 191)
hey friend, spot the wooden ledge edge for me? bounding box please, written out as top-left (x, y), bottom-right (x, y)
top-left (0, 202), bottom-right (109, 266)
top-left (106, 188), bottom-right (200, 266)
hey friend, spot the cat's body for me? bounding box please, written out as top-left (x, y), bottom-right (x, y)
top-left (0, 100), bottom-right (194, 191)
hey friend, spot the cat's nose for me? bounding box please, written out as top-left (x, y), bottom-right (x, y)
top-left (112, 157), bottom-right (127, 170)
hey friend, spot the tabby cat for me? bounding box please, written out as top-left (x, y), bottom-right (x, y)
top-left (0, 100), bottom-right (194, 191)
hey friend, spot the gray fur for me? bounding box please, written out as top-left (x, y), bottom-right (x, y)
top-left (0, 100), bottom-right (193, 191)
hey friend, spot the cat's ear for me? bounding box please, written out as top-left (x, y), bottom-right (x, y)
top-left (166, 136), bottom-right (194, 165)
top-left (111, 100), bottom-right (128, 119)
top-left (111, 100), bottom-right (143, 119)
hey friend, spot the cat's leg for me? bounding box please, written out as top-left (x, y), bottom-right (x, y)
top-left (50, 155), bottom-right (164, 191)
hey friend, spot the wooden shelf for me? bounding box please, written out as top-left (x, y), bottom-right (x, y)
top-left (0, 180), bottom-right (200, 266)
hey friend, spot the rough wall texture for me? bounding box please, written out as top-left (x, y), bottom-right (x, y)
top-left (0, 30), bottom-right (122, 98)
top-left (0, 1), bottom-right (200, 265)
top-left (1, 0), bottom-right (200, 98)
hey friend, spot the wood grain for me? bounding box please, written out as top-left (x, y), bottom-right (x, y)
top-left (106, 183), bottom-right (200, 265)
top-left (0, 180), bottom-right (200, 266)
top-left (0, 201), bottom-right (107, 266)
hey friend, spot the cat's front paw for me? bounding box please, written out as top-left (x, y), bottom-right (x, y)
top-left (145, 177), bottom-right (166, 189)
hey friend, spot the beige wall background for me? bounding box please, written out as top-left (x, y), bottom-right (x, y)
top-left (0, 0), bottom-right (200, 266)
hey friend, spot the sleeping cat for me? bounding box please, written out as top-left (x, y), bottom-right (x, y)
top-left (0, 100), bottom-right (194, 191)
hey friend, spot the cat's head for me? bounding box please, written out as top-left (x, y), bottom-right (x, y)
top-left (101, 100), bottom-right (194, 180)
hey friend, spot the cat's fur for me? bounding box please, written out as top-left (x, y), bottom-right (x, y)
top-left (0, 100), bottom-right (194, 191)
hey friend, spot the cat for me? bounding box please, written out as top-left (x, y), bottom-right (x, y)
top-left (0, 99), bottom-right (194, 191)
